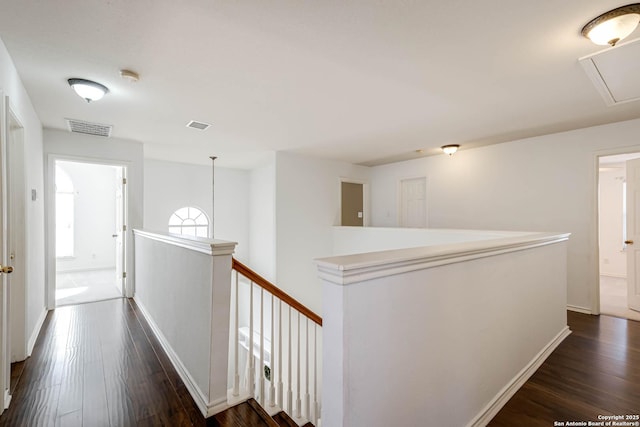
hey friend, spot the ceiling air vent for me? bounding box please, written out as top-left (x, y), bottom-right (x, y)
top-left (186, 120), bottom-right (211, 131)
top-left (65, 118), bottom-right (112, 137)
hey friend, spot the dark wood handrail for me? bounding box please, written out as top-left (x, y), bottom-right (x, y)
top-left (232, 258), bottom-right (323, 326)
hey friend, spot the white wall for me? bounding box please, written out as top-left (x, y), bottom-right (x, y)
top-left (44, 129), bottom-right (144, 300)
top-left (248, 156), bottom-right (276, 282)
top-left (599, 166), bottom-right (626, 278)
top-left (370, 118), bottom-right (640, 312)
top-left (143, 159), bottom-right (250, 263)
top-left (320, 236), bottom-right (569, 426)
top-left (55, 161), bottom-right (117, 272)
top-left (275, 151), bottom-right (370, 315)
top-left (0, 38), bottom-right (46, 358)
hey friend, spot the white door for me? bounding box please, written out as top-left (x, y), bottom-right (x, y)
top-left (400, 177), bottom-right (427, 228)
top-left (7, 109), bottom-right (25, 363)
top-left (0, 93), bottom-right (14, 410)
top-left (626, 158), bottom-right (640, 312)
top-left (114, 168), bottom-right (126, 296)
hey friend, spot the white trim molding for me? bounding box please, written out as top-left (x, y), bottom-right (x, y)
top-left (133, 229), bottom-right (236, 256)
top-left (567, 305), bottom-right (593, 315)
top-left (317, 231), bottom-right (570, 285)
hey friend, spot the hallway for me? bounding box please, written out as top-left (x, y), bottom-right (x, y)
top-left (0, 299), bottom-right (211, 426)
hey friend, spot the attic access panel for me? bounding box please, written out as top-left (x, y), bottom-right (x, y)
top-left (579, 38), bottom-right (640, 106)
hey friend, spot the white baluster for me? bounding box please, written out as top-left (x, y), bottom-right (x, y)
top-left (249, 281), bottom-right (255, 397)
top-left (296, 312), bottom-right (302, 419)
top-left (269, 294), bottom-right (276, 407)
top-left (314, 323), bottom-right (319, 426)
top-left (277, 299), bottom-right (283, 409)
top-left (232, 271), bottom-right (240, 396)
top-left (259, 287), bottom-right (265, 406)
top-left (304, 317), bottom-right (310, 420)
top-left (287, 305), bottom-right (292, 413)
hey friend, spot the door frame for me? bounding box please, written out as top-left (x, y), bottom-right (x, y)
top-left (339, 177), bottom-right (369, 227)
top-left (0, 91), bottom-right (9, 410)
top-left (0, 92), bottom-right (28, 410)
top-left (45, 155), bottom-right (130, 309)
top-left (592, 145), bottom-right (640, 315)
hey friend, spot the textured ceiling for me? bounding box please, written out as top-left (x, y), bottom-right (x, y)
top-left (1, 0), bottom-right (640, 168)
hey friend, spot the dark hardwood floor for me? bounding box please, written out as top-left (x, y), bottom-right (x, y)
top-left (5, 299), bottom-right (637, 426)
top-left (0, 298), bottom-right (279, 427)
top-left (490, 311), bottom-right (640, 426)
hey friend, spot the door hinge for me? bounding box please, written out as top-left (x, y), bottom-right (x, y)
top-left (122, 177), bottom-right (127, 185)
top-left (123, 225), bottom-right (127, 231)
top-left (123, 272), bottom-right (127, 279)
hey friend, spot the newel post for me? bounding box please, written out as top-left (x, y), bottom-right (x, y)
top-left (208, 240), bottom-right (236, 415)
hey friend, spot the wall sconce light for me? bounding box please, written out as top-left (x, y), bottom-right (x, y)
top-left (67, 78), bottom-right (109, 102)
top-left (582, 4), bottom-right (640, 46)
top-left (441, 144), bottom-right (460, 156)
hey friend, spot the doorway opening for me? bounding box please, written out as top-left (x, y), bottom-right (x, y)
top-left (598, 153), bottom-right (640, 321)
top-left (341, 181), bottom-right (364, 226)
top-left (54, 160), bottom-right (126, 306)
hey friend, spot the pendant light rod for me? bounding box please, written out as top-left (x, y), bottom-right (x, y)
top-left (210, 156), bottom-right (217, 239)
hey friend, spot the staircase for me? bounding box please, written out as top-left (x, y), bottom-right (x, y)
top-left (225, 259), bottom-right (322, 426)
top-left (212, 398), bottom-right (314, 426)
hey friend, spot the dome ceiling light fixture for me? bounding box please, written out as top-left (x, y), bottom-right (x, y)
top-left (441, 144), bottom-right (460, 156)
top-left (67, 78), bottom-right (109, 103)
top-left (581, 3), bottom-right (640, 46)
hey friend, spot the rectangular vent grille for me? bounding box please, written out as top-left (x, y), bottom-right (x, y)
top-left (186, 120), bottom-right (211, 131)
top-left (65, 118), bottom-right (112, 137)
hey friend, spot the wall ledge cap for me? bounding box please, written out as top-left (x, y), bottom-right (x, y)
top-left (315, 231), bottom-right (570, 285)
top-left (133, 229), bottom-right (237, 256)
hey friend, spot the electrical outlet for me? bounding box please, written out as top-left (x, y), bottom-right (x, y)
top-left (264, 365), bottom-right (271, 381)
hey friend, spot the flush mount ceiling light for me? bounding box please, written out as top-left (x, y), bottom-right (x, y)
top-left (441, 144), bottom-right (460, 156)
top-left (582, 4), bottom-right (640, 46)
top-left (67, 78), bottom-right (109, 102)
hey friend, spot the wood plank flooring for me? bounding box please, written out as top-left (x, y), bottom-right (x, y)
top-left (489, 311), bottom-right (640, 426)
top-left (6, 299), bottom-right (637, 426)
top-left (0, 298), bottom-right (278, 427)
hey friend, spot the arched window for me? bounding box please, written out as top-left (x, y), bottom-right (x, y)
top-left (169, 207), bottom-right (209, 237)
top-left (55, 165), bottom-right (75, 257)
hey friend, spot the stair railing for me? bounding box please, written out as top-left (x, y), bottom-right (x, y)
top-left (231, 258), bottom-right (322, 426)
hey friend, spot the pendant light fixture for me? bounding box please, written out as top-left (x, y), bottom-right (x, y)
top-left (582, 4), bottom-right (640, 46)
top-left (67, 78), bottom-right (109, 102)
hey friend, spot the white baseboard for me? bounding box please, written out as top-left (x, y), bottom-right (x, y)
top-left (468, 326), bottom-right (572, 427)
top-left (56, 266), bottom-right (116, 274)
top-left (600, 273), bottom-right (626, 279)
top-left (567, 304), bottom-right (592, 315)
top-left (4, 389), bottom-right (11, 409)
top-left (133, 298), bottom-right (228, 418)
top-left (27, 308), bottom-right (48, 356)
